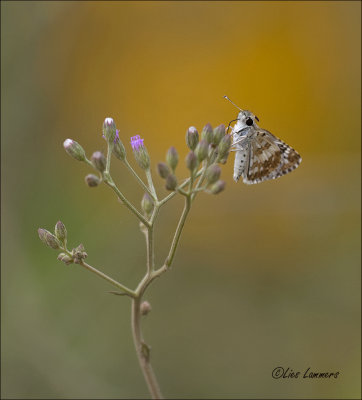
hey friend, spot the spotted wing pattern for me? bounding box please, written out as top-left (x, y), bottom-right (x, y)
top-left (233, 129), bottom-right (302, 184)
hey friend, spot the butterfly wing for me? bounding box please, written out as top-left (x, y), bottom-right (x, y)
top-left (242, 129), bottom-right (302, 184)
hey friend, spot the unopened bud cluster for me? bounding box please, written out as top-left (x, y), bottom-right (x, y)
top-left (38, 221), bottom-right (87, 266)
top-left (155, 123), bottom-right (230, 195)
top-left (156, 146), bottom-right (179, 192)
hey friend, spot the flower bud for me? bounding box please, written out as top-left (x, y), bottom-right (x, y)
top-left (195, 139), bottom-right (208, 162)
top-left (140, 301), bottom-right (152, 316)
top-left (91, 151), bottom-right (106, 173)
top-left (165, 174), bottom-right (177, 191)
top-left (63, 139), bottom-right (86, 162)
top-left (72, 244), bottom-right (88, 264)
top-left (201, 123), bottom-right (213, 143)
top-left (141, 193), bottom-right (154, 216)
top-left (166, 146), bottom-right (178, 171)
top-left (186, 126), bottom-right (199, 150)
top-left (113, 135), bottom-right (126, 161)
top-left (213, 124), bottom-right (226, 145)
top-left (131, 135), bottom-right (150, 170)
top-left (85, 174), bottom-right (100, 187)
top-left (209, 180), bottom-right (226, 195)
top-left (157, 162), bottom-right (170, 179)
top-left (102, 117), bottom-right (117, 143)
top-left (217, 134), bottom-right (232, 161)
top-left (55, 221), bottom-right (67, 243)
top-left (38, 228), bottom-right (60, 249)
top-left (185, 151), bottom-right (198, 172)
top-left (57, 253), bottom-right (73, 265)
top-left (205, 164), bottom-right (221, 185)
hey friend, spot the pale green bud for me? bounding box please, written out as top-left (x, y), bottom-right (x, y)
top-left (91, 151), bottom-right (106, 173)
top-left (140, 301), bottom-right (152, 316)
top-left (102, 117), bottom-right (117, 143)
top-left (85, 174), bottom-right (100, 187)
top-left (63, 139), bottom-right (86, 162)
top-left (55, 221), bottom-right (67, 243)
top-left (57, 253), bottom-right (73, 265)
top-left (165, 174), bottom-right (177, 191)
top-left (195, 139), bottom-right (208, 162)
top-left (205, 164), bottom-right (221, 185)
top-left (38, 228), bottom-right (60, 249)
top-left (72, 244), bottom-right (88, 264)
top-left (133, 146), bottom-right (150, 170)
top-left (166, 146), bottom-right (178, 171)
top-left (186, 126), bottom-right (199, 150)
top-left (217, 134), bottom-right (232, 161)
top-left (185, 151), bottom-right (198, 172)
top-left (113, 137), bottom-right (126, 161)
top-left (209, 180), bottom-right (226, 194)
top-left (157, 162), bottom-right (170, 179)
top-left (213, 124), bottom-right (226, 145)
top-left (141, 193), bottom-right (154, 216)
top-left (201, 123), bottom-right (213, 143)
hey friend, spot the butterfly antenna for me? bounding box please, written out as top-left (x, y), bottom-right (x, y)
top-left (223, 95), bottom-right (243, 112)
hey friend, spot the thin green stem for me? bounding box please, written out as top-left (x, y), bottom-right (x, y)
top-left (78, 260), bottom-right (136, 297)
top-left (146, 227), bottom-right (154, 274)
top-left (191, 150), bottom-right (215, 202)
top-left (145, 169), bottom-right (158, 201)
top-left (104, 177), bottom-right (150, 227)
top-left (106, 142), bottom-right (114, 173)
top-left (158, 168), bottom-right (204, 207)
top-left (131, 297), bottom-right (163, 399)
top-left (124, 159), bottom-right (156, 200)
top-left (164, 194), bottom-right (191, 268)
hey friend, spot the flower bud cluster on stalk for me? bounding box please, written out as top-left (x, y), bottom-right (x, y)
top-left (156, 123), bottom-right (231, 196)
top-left (38, 221), bottom-right (87, 265)
top-left (44, 117), bottom-right (231, 269)
top-left (39, 114), bottom-right (233, 400)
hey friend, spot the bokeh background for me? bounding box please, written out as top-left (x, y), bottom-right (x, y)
top-left (1, 1), bottom-right (361, 399)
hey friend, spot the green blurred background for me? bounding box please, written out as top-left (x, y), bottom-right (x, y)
top-left (1, 1), bottom-right (360, 399)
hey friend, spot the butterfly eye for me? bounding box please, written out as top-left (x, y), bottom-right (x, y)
top-left (255, 116), bottom-right (259, 122)
top-left (246, 118), bottom-right (253, 126)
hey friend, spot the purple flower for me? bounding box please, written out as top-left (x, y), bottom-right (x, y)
top-left (130, 135), bottom-right (150, 169)
top-left (130, 135), bottom-right (144, 151)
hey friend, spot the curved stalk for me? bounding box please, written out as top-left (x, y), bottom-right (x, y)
top-left (131, 297), bottom-right (163, 399)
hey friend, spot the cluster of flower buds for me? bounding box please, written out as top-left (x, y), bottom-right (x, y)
top-left (156, 146), bottom-right (179, 191)
top-left (57, 244), bottom-right (88, 265)
top-left (38, 221), bottom-right (67, 250)
top-left (38, 221), bottom-right (88, 266)
top-left (186, 123), bottom-right (230, 194)
top-left (63, 117), bottom-right (128, 188)
top-left (71, 243), bottom-right (88, 264)
top-left (155, 123), bottom-right (230, 195)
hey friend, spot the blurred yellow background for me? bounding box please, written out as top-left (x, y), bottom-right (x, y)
top-left (1, 1), bottom-right (360, 399)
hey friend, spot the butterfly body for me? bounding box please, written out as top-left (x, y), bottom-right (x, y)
top-left (230, 110), bottom-right (302, 184)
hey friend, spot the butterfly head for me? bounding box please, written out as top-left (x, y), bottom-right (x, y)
top-left (234, 110), bottom-right (259, 131)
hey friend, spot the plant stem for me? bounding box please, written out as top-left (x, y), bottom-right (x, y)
top-left (124, 159), bottom-right (156, 200)
top-left (78, 260), bottom-right (135, 297)
top-left (165, 194), bottom-right (191, 267)
top-left (145, 169), bottom-right (158, 201)
top-left (106, 142), bottom-right (114, 174)
top-left (131, 206), bottom-right (163, 399)
top-left (158, 169), bottom-right (204, 207)
top-left (104, 177), bottom-right (150, 227)
top-left (131, 297), bottom-right (163, 399)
